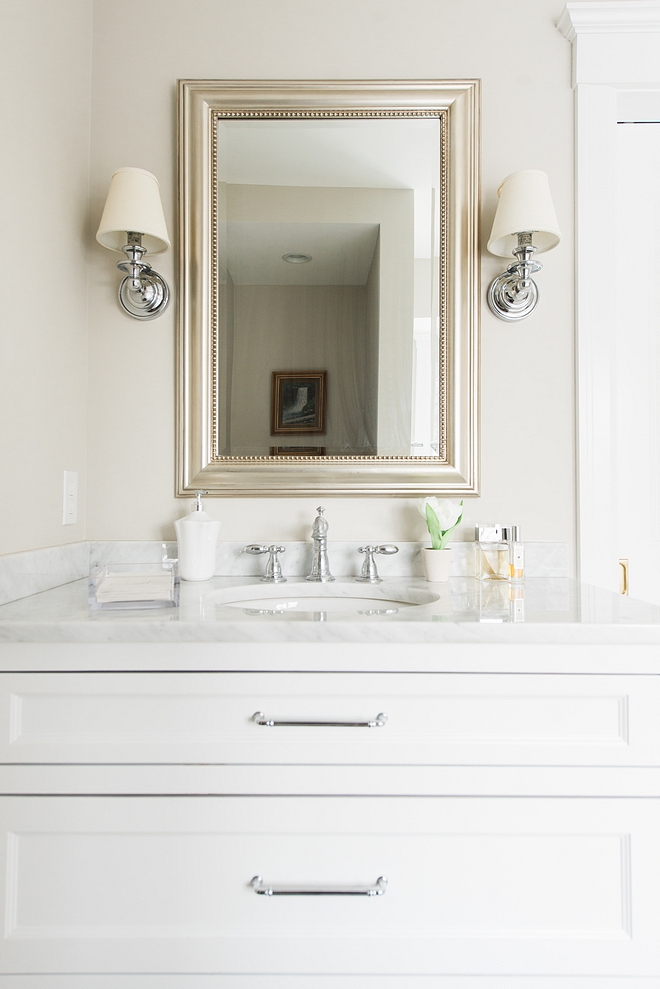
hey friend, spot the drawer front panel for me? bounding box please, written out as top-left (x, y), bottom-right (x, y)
top-left (0, 672), bottom-right (658, 765)
top-left (0, 796), bottom-right (658, 975)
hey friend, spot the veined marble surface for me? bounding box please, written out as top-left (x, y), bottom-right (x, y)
top-left (0, 540), bottom-right (570, 608)
top-left (0, 542), bottom-right (88, 608)
top-left (91, 540), bottom-right (570, 581)
top-left (0, 575), bottom-right (658, 644)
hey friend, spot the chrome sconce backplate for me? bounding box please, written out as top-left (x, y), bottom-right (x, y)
top-left (487, 232), bottom-right (542, 322)
top-left (116, 232), bottom-right (170, 321)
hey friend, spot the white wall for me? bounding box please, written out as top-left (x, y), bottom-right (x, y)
top-left (83, 0), bottom-right (574, 555)
top-left (0, 0), bottom-right (92, 556)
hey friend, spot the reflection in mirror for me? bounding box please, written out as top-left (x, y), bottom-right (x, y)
top-left (215, 118), bottom-right (442, 458)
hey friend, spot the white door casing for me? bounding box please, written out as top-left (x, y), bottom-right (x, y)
top-left (559, 2), bottom-right (660, 594)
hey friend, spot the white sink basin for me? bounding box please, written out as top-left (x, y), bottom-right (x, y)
top-left (207, 580), bottom-right (439, 617)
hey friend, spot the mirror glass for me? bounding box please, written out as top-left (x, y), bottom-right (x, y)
top-left (178, 81), bottom-right (479, 496)
top-left (215, 117), bottom-right (441, 457)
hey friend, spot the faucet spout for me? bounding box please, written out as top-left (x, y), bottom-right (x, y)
top-left (305, 506), bottom-right (335, 582)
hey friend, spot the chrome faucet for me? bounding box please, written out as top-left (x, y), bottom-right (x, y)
top-left (356, 544), bottom-right (399, 583)
top-left (305, 506), bottom-right (335, 582)
top-left (244, 544), bottom-right (287, 583)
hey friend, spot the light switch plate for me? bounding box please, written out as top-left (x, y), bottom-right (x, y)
top-left (62, 470), bottom-right (78, 525)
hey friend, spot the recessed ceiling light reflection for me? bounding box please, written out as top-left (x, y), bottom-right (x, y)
top-left (282, 253), bottom-right (312, 264)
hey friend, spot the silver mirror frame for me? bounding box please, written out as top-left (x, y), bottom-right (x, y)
top-left (177, 79), bottom-right (480, 497)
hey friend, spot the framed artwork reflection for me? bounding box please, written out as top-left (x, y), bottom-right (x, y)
top-left (271, 371), bottom-right (327, 435)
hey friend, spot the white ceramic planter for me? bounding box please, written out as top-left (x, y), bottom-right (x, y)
top-left (422, 547), bottom-right (452, 582)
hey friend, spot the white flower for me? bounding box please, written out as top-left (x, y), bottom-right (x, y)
top-left (417, 497), bottom-right (462, 531)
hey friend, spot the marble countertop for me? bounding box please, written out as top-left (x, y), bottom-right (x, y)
top-left (0, 576), bottom-right (659, 644)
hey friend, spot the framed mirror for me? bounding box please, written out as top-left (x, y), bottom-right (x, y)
top-left (177, 80), bottom-right (480, 496)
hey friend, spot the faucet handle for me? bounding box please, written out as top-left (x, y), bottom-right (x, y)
top-left (244, 544), bottom-right (287, 583)
top-left (312, 506), bottom-right (329, 538)
top-left (375, 545), bottom-right (399, 556)
top-left (356, 544), bottom-right (399, 584)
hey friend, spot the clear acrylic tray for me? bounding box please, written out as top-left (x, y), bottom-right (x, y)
top-left (89, 561), bottom-right (179, 610)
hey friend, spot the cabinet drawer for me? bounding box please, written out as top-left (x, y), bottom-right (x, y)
top-left (0, 796), bottom-right (658, 975)
top-left (1, 672), bottom-right (658, 765)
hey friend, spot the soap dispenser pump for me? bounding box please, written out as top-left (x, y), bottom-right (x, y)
top-left (174, 491), bottom-right (221, 581)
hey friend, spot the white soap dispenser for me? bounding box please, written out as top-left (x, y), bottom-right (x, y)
top-left (174, 491), bottom-right (221, 581)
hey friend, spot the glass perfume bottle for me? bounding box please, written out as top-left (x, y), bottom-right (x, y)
top-left (508, 583), bottom-right (525, 622)
top-left (504, 524), bottom-right (525, 584)
top-left (475, 524), bottom-right (509, 581)
top-left (478, 580), bottom-right (510, 622)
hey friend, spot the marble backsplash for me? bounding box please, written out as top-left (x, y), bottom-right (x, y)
top-left (0, 539), bottom-right (569, 606)
top-left (0, 542), bottom-right (89, 608)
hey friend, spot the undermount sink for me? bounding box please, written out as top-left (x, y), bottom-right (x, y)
top-left (207, 580), bottom-right (439, 617)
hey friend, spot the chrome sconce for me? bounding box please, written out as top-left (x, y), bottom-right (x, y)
top-left (487, 170), bottom-right (561, 322)
top-left (96, 168), bottom-right (171, 320)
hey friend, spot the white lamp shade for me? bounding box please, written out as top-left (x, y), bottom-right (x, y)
top-left (96, 167), bottom-right (170, 254)
top-left (487, 169), bottom-right (561, 258)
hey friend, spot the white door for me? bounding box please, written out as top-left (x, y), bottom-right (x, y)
top-left (615, 119), bottom-right (660, 604)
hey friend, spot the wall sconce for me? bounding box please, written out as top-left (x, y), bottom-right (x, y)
top-left (96, 167), bottom-right (171, 320)
top-left (487, 170), bottom-right (561, 322)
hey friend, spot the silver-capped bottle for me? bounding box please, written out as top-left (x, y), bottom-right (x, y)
top-left (503, 524), bottom-right (525, 584)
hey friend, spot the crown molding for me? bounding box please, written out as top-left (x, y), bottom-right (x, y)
top-left (558, 2), bottom-right (660, 42)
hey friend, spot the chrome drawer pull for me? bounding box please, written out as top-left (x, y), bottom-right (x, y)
top-left (252, 711), bottom-right (388, 728)
top-left (251, 875), bottom-right (388, 897)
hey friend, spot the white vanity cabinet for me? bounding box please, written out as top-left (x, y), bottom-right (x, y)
top-left (0, 642), bottom-right (658, 987)
top-left (1, 796), bottom-right (659, 979)
top-left (3, 670), bottom-right (660, 766)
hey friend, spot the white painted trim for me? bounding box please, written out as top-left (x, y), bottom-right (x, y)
top-left (559, 2), bottom-right (660, 43)
top-left (0, 763), bottom-right (656, 797)
top-left (2, 642), bottom-right (660, 673)
top-left (561, 4), bottom-right (660, 589)
top-left (560, 4), bottom-right (660, 87)
top-left (574, 85), bottom-right (619, 590)
top-left (0, 978), bottom-right (654, 988)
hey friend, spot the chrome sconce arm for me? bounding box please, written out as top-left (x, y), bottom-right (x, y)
top-left (487, 231), bottom-right (543, 322)
top-left (115, 232), bottom-right (170, 320)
